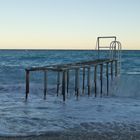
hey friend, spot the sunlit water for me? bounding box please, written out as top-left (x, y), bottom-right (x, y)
top-left (0, 50), bottom-right (140, 136)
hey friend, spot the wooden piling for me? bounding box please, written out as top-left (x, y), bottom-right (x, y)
top-left (62, 71), bottom-right (66, 101)
top-left (44, 71), bottom-right (47, 100)
top-left (106, 62), bottom-right (109, 96)
top-left (57, 71), bottom-right (60, 96)
top-left (100, 64), bottom-right (103, 97)
top-left (25, 70), bottom-right (30, 100)
top-left (82, 67), bottom-right (85, 95)
top-left (87, 67), bottom-right (91, 96)
top-left (94, 65), bottom-right (97, 97)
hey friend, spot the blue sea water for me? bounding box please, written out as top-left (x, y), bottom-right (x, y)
top-left (0, 50), bottom-right (139, 136)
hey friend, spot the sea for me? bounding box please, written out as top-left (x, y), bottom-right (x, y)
top-left (0, 50), bottom-right (140, 136)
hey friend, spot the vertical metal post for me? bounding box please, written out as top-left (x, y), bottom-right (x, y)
top-left (44, 71), bottom-right (47, 100)
top-left (111, 61), bottom-right (113, 80)
top-left (25, 70), bottom-right (30, 100)
top-left (62, 70), bottom-right (66, 102)
top-left (94, 65), bottom-right (97, 97)
top-left (98, 37), bottom-right (100, 59)
top-left (75, 68), bottom-right (80, 99)
top-left (106, 62), bottom-right (109, 96)
top-left (57, 71), bottom-right (60, 96)
top-left (82, 67), bottom-right (85, 95)
top-left (87, 67), bottom-right (91, 96)
top-left (100, 64), bottom-right (103, 97)
top-left (115, 60), bottom-right (118, 77)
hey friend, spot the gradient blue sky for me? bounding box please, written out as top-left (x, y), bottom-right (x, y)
top-left (0, 0), bottom-right (140, 49)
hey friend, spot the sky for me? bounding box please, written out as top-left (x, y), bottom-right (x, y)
top-left (0, 0), bottom-right (140, 50)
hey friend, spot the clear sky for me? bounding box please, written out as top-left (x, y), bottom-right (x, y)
top-left (0, 0), bottom-right (140, 49)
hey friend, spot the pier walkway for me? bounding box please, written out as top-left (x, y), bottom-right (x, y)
top-left (25, 36), bottom-right (122, 101)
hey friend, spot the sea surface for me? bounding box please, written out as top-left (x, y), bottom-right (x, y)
top-left (0, 50), bottom-right (140, 136)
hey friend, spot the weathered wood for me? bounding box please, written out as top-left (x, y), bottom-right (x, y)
top-left (94, 65), bottom-right (97, 97)
top-left (25, 70), bottom-right (30, 100)
top-left (106, 62), bottom-right (109, 96)
top-left (87, 67), bottom-right (91, 96)
top-left (82, 67), bottom-right (85, 95)
top-left (100, 64), bottom-right (103, 97)
top-left (44, 71), bottom-right (47, 100)
top-left (57, 71), bottom-right (60, 96)
top-left (62, 71), bottom-right (66, 101)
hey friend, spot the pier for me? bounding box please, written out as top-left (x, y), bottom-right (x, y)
top-left (25, 36), bottom-right (122, 101)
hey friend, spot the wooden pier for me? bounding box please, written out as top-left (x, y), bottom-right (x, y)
top-left (25, 36), bottom-right (122, 101)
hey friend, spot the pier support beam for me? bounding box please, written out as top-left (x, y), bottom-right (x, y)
top-left (100, 64), bottom-right (103, 97)
top-left (62, 71), bottom-right (66, 102)
top-left (82, 67), bottom-right (85, 95)
top-left (57, 72), bottom-right (60, 96)
top-left (25, 70), bottom-right (30, 100)
top-left (106, 62), bottom-right (109, 96)
top-left (44, 71), bottom-right (47, 100)
top-left (111, 61), bottom-right (113, 80)
top-left (75, 68), bottom-right (80, 99)
top-left (94, 65), bottom-right (97, 97)
top-left (87, 67), bottom-right (91, 96)
top-left (115, 60), bottom-right (118, 77)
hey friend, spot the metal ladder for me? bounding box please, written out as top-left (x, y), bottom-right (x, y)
top-left (95, 36), bottom-right (122, 74)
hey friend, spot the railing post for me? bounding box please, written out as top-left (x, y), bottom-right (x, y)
top-left (94, 65), bottom-right (97, 97)
top-left (44, 70), bottom-right (47, 100)
top-left (25, 70), bottom-right (30, 100)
